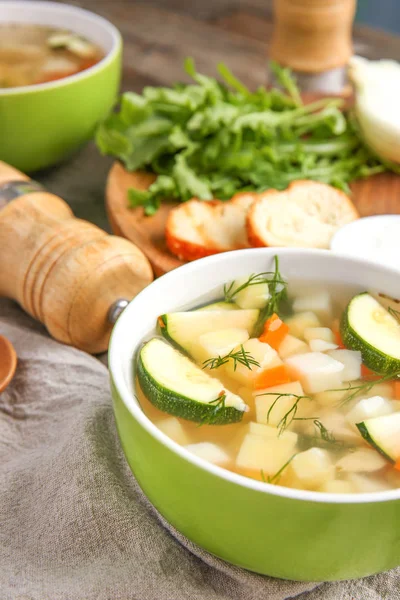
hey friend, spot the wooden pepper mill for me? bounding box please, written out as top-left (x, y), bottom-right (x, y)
top-left (0, 161), bottom-right (154, 354)
top-left (270, 0), bottom-right (357, 93)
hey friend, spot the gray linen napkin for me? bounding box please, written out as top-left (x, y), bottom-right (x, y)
top-left (1, 299), bottom-right (400, 600)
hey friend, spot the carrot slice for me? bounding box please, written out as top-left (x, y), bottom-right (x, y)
top-left (394, 459), bottom-right (400, 472)
top-left (259, 313), bottom-right (289, 350)
top-left (253, 365), bottom-right (291, 390)
top-left (333, 329), bottom-right (345, 349)
top-left (361, 364), bottom-right (381, 381)
top-left (393, 381), bottom-right (400, 400)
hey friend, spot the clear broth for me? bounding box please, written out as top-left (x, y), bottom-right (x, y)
top-left (0, 24), bottom-right (103, 88)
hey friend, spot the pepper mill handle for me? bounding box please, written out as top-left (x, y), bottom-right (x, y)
top-left (0, 161), bottom-right (154, 354)
top-left (270, 0), bottom-right (356, 74)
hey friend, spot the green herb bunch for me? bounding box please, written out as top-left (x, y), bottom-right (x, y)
top-left (96, 58), bottom-right (392, 215)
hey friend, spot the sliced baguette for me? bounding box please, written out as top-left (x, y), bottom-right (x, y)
top-left (247, 181), bottom-right (359, 249)
top-left (166, 192), bottom-right (256, 261)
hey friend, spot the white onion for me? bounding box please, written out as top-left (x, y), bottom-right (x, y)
top-left (349, 56), bottom-right (400, 164)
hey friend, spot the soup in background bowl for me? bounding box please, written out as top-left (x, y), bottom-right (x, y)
top-left (0, 1), bottom-right (121, 172)
top-left (109, 248), bottom-right (400, 582)
top-left (0, 24), bottom-right (104, 88)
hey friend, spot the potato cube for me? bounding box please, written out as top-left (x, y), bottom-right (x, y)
top-left (314, 383), bottom-right (359, 407)
top-left (238, 386), bottom-right (254, 405)
top-left (286, 311), bottom-right (320, 339)
top-left (156, 417), bottom-right (191, 446)
top-left (199, 328), bottom-right (249, 358)
top-left (247, 421), bottom-right (282, 438)
top-left (309, 339), bottom-right (338, 352)
top-left (292, 291), bottom-right (332, 322)
top-left (254, 381), bottom-right (306, 427)
top-left (278, 334), bottom-right (309, 359)
top-left (346, 395), bottom-right (394, 427)
top-left (236, 431), bottom-right (298, 475)
top-left (225, 338), bottom-right (282, 386)
top-left (336, 448), bottom-right (387, 473)
top-left (245, 422), bottom-right (297, 443)
top-left (327, 349), bottom-right (362, 382)
top-left (288, 448), bottom-right (335, 489)
top-left (346, 473), bottom-right (392, 493)
top-left (185, 442), bottom-right (230, 466)
top-left (284, 352), bottom-right (344, 394)
top-left (319, 480), bottom-right (355, 494)
top-left (304, 327), bottom-right (335, 343)
top-left (234, 279), bottom-right (270, 309)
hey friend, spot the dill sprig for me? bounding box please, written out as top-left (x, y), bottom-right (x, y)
top-left (335, 371), bottom-right (400, 406)
top-left (253, 256), bottom-right (288, 337)
top-left (256, 391), bottom-right (312, 435)
top-left (198, 394), bottom-right (227, 426)
top-left (312, 419), bottom-right (336, 443)
top-left (223, 257), bottom-right (288, 332)
top-left (202, 345), bottom-right (260, 371)
top-left (223, 271), bottom-right (282, 303)
top-left (255, 391), bottom-right (347, 447)
top-left (297, 420), bottom-right (356, 452)
top-left (260, 453), bottom-right (298, 485)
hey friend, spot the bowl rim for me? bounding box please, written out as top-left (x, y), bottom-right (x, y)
top-left (109, 248), bottom-right (400, 505)
top-left (0, 0), bottom-right (121, 96)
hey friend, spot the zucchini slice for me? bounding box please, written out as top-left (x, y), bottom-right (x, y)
top-left (341, 292), bottom-right (400, 374)
top-left (357, 413), bottom-right (400, 463)
top-left (137, 338), bottom-right (247, 425)
top-left (159, 309), bottom-right (258, 359)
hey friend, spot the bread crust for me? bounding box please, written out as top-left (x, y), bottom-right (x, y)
top-left (166, 194), bottom-right (256, 261)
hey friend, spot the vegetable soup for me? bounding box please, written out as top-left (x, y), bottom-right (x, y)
top-left (0, 24), bottom-right (103, 88)
top-left (136, 258), bottom-right (400, 494)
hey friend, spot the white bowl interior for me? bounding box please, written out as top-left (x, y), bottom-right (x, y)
top-left (0, 1), bottom-right (120, 94)
top-left (109, 248), bottom-right (400, 505)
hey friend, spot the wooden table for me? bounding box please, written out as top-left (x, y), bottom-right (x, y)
top-left (36, 0), bottom-right (400, 232)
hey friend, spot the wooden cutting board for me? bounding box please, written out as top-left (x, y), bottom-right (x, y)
top-left (106, 161), bottom-right (400, 277)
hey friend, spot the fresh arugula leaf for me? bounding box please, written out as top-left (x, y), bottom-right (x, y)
top-left (124, 136), bottom-right (171, 172)
top-left (269, 60), bottom-right (302, 106)
top-left (217, 62), bottom-right (250, 96)
top-left (173, 154), bottom-right (213, 201)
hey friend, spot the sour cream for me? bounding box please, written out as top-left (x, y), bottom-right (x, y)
top-left (330, 215), bottom-right (400, 271)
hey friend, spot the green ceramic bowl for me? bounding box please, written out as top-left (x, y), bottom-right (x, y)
top-left (0, 1), bottom-right (121, 172)
top-left (109, 249), bottom-right (400, 582)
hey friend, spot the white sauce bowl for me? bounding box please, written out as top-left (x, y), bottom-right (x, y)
top-left (330, 214), bottom-right (400, 271)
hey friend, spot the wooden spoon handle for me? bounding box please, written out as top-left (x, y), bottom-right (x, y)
top-left (0, 161), bottom-right (154, 353)
top-left (270, 0), bottom-right (356, 73)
